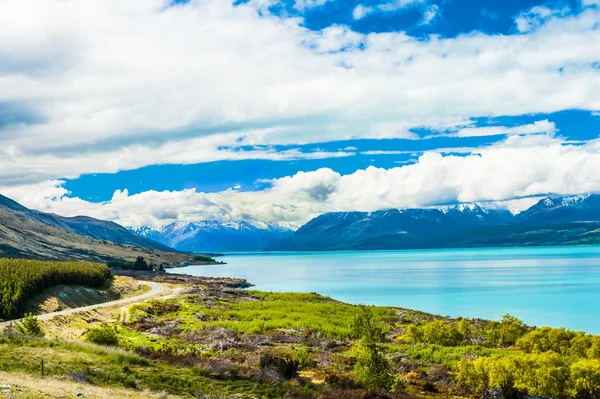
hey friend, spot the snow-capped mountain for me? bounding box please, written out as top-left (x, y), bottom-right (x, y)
top-left (270, 194), bottom-right (600, 251)
top-left (131, 221), bottom-right (294, 253)
top-left (515, 194), bottom-right (600, 224)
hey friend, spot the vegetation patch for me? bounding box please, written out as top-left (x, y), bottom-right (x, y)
top-left (0, 259), bottom-right (111, 320)
top-left (4, 273), bottom-right (600, 398)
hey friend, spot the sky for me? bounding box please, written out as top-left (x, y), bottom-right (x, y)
top-left (1, 0), bottom-right (600, 228)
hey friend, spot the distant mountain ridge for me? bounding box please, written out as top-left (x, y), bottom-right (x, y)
top-left (271, 195), bottom-right (600, 251)
top-left (0, 194), bottom-right (173, 252)
top-left (131, 220), bottom-right (294, 252)
top-left (0, 193), bottom-right (195, 264)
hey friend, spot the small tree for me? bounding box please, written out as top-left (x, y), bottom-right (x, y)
top-left (499, 314), bottom-right (525, 346)
top-left (16, 313), bottom-right (44, 336)
top-left (133, 256), bottom-right (149, 271)
top-left (457, 319), bottom-right (472, 343)
top-left (351, 306), bottom-right (394, 391)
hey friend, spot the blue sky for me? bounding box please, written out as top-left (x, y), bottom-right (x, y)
top-left (63, 110), bottom-right (600, 201)
top-left (1, 0), bottom-right (599, 227)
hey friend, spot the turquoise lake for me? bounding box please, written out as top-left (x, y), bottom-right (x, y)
top-left (172, 246), bottom-right (600, 333)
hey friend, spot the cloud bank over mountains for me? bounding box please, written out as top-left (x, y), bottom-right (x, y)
top-left (4, 134), bottom-right (600, 228)
top-left (1, 0), bottom-right (599, 227)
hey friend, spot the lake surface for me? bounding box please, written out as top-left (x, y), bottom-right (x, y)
top-left (172, 246), bottom-right (600, 333)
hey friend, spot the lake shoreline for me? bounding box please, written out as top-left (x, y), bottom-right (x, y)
top-left (172, 246), bottom-right (600, 333)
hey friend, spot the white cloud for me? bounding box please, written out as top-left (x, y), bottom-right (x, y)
top-left (515, 6), bottom-right (569, 33)
top-left (450, 120), bottom-right (556, 138)
top-left (368, 122), bottom-right (420, 139)
top-left (0, 129), bottom-right (354, 186)
top-left (0, 0), bottom-right (600, 188)
top-left (378, 0), bottom-right (427, 12)
top-left (353, 0), bottom-right (426, 20)
top-left (582, 0), bottom-right (600, 7)
top-left (293, 0), bottom-right (332, 10)
top-left (353, 5), bottom-right (374, 20)
top-left (4, 135), bottom-right (600, 228)
top-left (421, 4), bottom-right (440, 25)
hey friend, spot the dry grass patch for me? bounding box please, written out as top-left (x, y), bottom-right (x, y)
top-left (0, 370), bottom-right (183, 399)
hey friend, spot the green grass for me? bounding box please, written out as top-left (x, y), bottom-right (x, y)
top-left (134, 291), bottom-right (396, 339)
top-left (0, 335), bottom-right (286, 398)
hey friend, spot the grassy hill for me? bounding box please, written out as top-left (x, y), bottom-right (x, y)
top-left (0, 194), bottom-right (174, 252)
top-left (0, 206), bottom-right (200, 264)
top-left (0, 194), bottom-right (218, 266)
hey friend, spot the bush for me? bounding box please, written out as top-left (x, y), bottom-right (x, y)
top-left (422, 381), bottom-right (438, 392)
top-left (404, 319), bottom-right (464, 346)
top-left (106, 257), bottom-right (152, 271)
top-left (457, 352), bottom-right (568, 399)
top-left (392, 376), bottom-right (407, 392)
top-left (15, 313), bottom-right (44, 336)
top-left (568, 359), bottom-right (600, 399)
top-left (85, 324), bottom-right (119, 346)
top-left (259, 353), bottom-right (299, 379)
top-left (516, 327), bottom-right (600, 360)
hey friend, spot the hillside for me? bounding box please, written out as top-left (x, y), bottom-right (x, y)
top-left (133, 220), bottom-right (293, 252)
top-left (0, 194), bottom-right (200, 264)
top-left (272, 195), bottom-right (600, 251)
top-left (0, 194), bottom-right (173, 252)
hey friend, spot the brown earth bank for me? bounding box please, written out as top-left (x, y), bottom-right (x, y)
top-left (21, 276), bottom-right (149, 317)
top-left (112, 269), bottom-right (253, 289)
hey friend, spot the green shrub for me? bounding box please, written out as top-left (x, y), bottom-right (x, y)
top-left (85, 324), bottom-right (119, 346)
top-left (392, 375), bottom-right (407, 392)
top-left (568, 359), bottom-right (600, 399)
top-left (354, 343), bottom-right (393, 391)
top-left (457, 352), bottom-right (568, 399)
top-left (404, 319), bottom-right (464, 346)
top-left (15, 313), bottom-right (44, 336)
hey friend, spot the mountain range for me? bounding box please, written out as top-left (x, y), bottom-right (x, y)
top-left (270, 195), bottom-right (600, 251)
top-left (132, 221), bottom-right (293, 253)
top-left (2, 192), bottom-right (600, 258)
top-left (0, 194), bottom-right (198, 264)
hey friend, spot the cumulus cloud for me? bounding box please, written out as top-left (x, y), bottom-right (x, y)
top-left (1, 0), bottom-right (599, 191)
top-left (2, 0), bottom-right (600, 230)
top-left (4, 135), bottom-right (600, 228)
top-left (352, 5), bottom-right (374, 20)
